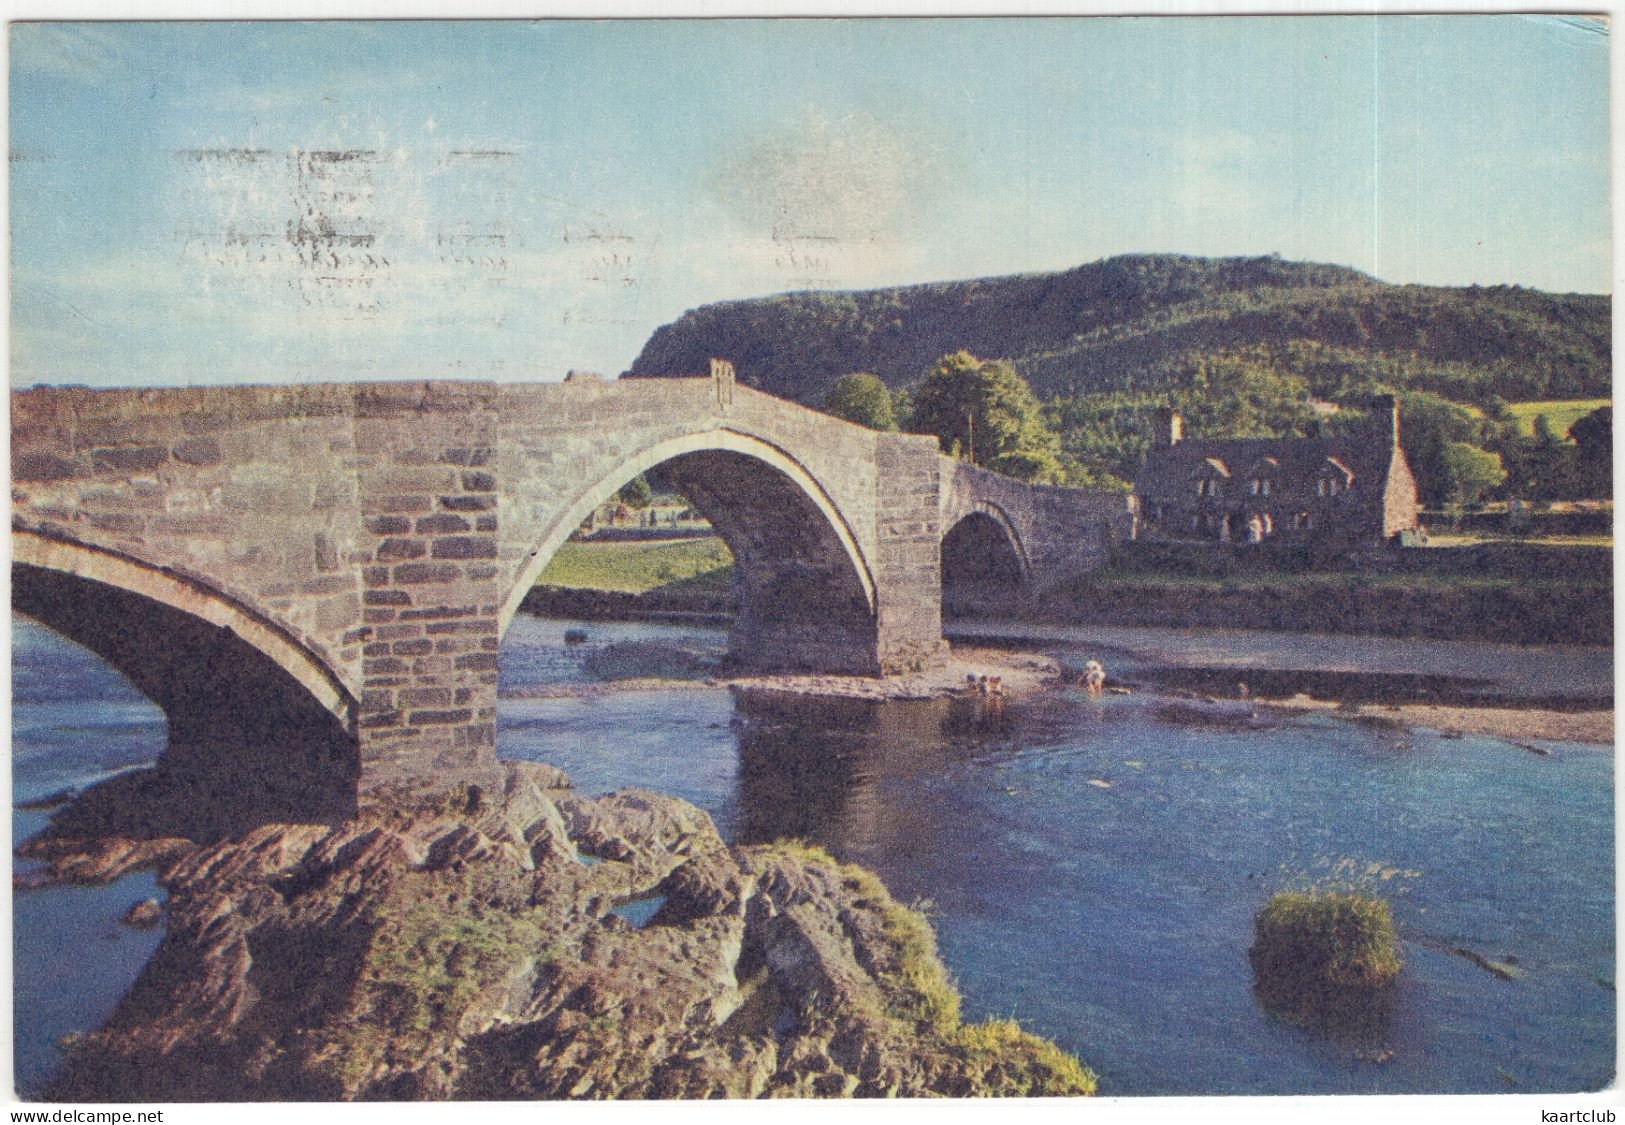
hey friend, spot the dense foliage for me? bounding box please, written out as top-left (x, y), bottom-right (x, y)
top-left (1440, 442), bottom-right (1509, 507)
top-left (616, 474), bottom-right (653, 509)
top-left (630, 253), bottom-right (1610, 500)
top-left (905, 352), bottom-right (1064, 482)
top-left (823, 372), bottom-right (898, 430)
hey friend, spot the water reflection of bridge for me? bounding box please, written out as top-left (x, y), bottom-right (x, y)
top-left (732, 693), bottom-right (1006, 860)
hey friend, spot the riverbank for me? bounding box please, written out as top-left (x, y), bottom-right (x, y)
top-left (728, 647), bottom-right (1064, 704)
top-left (518, 606), bottom-right (1614, 745)
top-left (1263, 696), bottom-right (1614, 745)
top-left (525, 535), bottom-right (1613, 648)
top-left (950, 620), bottom-right (1614, 746)
top-left (1034, 572), bottom-right (1612, 647)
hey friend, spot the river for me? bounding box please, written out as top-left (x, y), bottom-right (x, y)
top-left (11, 614), bottom-right (1616, 1097)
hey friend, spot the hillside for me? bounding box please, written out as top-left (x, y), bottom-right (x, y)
top-left (627, 253), bottom-right (1610, 493)
top-left (630, 254), bottom-right (1608, 406)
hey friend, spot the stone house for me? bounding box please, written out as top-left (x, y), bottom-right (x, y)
top-left (1132, 396), bottom-right (1419, 547)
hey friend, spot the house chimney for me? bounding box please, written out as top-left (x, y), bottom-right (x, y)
top-left (1153, 406), bottom-right (1183, 447)
top-left (1370, 393), bottom-right (1399, 448)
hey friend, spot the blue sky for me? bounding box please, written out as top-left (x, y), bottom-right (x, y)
top-left (9, 16), bottom-right (1612, 387)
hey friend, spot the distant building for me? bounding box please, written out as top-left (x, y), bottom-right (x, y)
top-left (1132, 396), bottom-right (1419, 547)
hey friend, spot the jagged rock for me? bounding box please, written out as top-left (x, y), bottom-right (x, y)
top-left (32, 763), bottom-right (1095, 1101)
top-left (121, 898), bottom-right (163, 929)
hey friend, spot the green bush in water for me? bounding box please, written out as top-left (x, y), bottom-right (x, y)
top-left (1249, 891), bottom-right (1401, 1017)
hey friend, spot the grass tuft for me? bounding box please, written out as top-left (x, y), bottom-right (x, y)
top-left (1249, 890), bottom-right (1401, 1018)
top-left (955, 1017), bottom-right (1098, 1096)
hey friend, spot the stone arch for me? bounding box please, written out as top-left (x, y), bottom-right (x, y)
top-left (501, 428), bottom-right (883, 674)
top-left (13, 529), bottom-right (358, 770)
top-left (940, 504), bottom-right (1029, 614)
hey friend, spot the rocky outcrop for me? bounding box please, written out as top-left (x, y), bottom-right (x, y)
top-left (23, 763), bottom-right (1094, 1101)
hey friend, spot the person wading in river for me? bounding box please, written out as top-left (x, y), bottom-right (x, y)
top-left (1082, 660), bottom-right (1107, 694)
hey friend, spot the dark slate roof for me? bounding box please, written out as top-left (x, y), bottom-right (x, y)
top-left (1134, 433), bottom-right (1393, 499)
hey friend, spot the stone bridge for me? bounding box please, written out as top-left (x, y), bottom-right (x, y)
top-left (12, 367), bottom-right (1132, 800)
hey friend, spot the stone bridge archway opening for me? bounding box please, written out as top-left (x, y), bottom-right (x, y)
top-left (503, 432), bottom-right (881, 676)
top-left (941, 509), bottom-right (1028, 616)
top-left (12, 536), bottom-right (359, 836)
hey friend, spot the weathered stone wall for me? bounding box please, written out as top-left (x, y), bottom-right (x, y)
top-left (873, 436), bottom-right (950, 672)
top-left (12, 385), bottom-right (367, 704)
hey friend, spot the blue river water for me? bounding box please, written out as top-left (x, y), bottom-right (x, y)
top-left (12, 622), bottom-right (168, 1099)
top-left (12, 614), bottom-right (1617, 1097)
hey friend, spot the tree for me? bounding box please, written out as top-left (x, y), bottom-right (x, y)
top-left (1532, 413), bottom-right (1556, 447)
top-left (822, 372), bottom-right (897, 431)
top-left (1440, 442), bottom-right (1507, 508)
top-left (617, 474), bottom-right (653, 509)
top-left (906, 351), bottom-right (1062, 481)
top-left (890, 386), bottom-right (913, 429)
top-left (1568, 405), bottom-right (1611, 455)
top-left (988, 447), bottom-right (1064, 482)
top-left (1568, 405), bottom-right (1612, 498)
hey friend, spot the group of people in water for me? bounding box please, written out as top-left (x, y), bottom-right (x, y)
top-left (964, 673), bottom-right (1007, 718)
top-left (959, 659), bottom-right (1108, 721)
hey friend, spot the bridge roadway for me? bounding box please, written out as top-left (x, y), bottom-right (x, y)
top-left (12, 364), bottom-right (1132, 799)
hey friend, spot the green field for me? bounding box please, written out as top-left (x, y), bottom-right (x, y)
top-left (1424, 532), bottom-right (1612, 549)
top-left (537, 536), bottom-right (734, 593)
top-left (1505, 398), bottom-right (1610, 441)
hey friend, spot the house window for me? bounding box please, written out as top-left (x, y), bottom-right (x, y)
top-left (1197, 478), bottom-right (1220, 498)
top-left (1249, 478), bottom-right (1272, 497)
top-left (1191, 514), bottom-right (1201, 530)
top-left (1317, 477), bottom-right (1342, 497)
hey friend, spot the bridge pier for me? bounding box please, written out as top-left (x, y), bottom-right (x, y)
top-left (350, 391), bottom-right (505, 796)
top-left (872, 436), bottom-right (950, 673)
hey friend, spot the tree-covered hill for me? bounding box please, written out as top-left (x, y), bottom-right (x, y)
top-left (627, 253), bottom-right (1610, 498)
top-left (628, 253), bottom-right (1609, 408)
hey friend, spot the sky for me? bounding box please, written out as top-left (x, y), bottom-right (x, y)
top-left (8, 15), bottom-right (1613, 388)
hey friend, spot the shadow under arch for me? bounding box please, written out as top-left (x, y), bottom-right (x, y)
top-left (941, 505), bottom-right (1029, 615)
top-left (12, 531), bottom-right (359, 837)
top-left (502, 429), bottom-right (882, 674)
